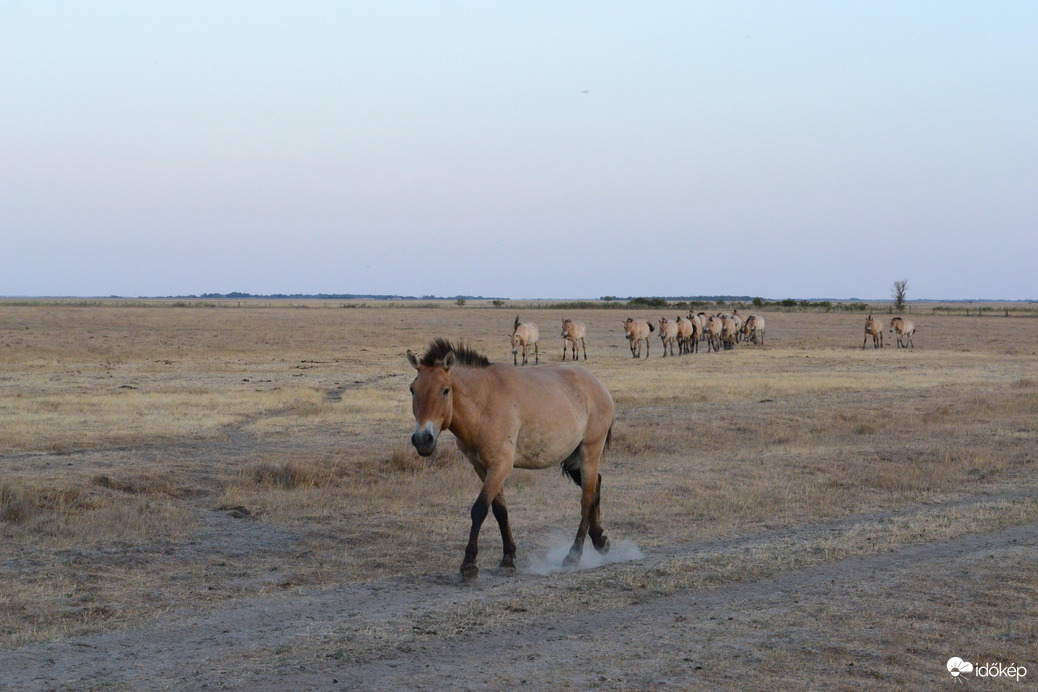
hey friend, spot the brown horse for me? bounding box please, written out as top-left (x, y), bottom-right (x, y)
top-left (704, 315), bottom-right (723, 352)
top-left (561, 319), bottom-right (587, 361)
top-left (863, 315), bottom-right (884, 349)
top-left (743, 314), bottom-right (765, 345)
top-left (675, 316), bottom-right (694, 354)
top-left (623, 318), bottom-right (654, 358)
top-left (721, 316), bottom-right (739, 350)
top-left (510, 315), bottom-right (539, 365)
top-left (729, 310), bottom-right (745, 344)
top-left (889, 316), bottom-right (916, 348)
top-left (658, 317), bottom-right (678, 357)
top-left (407, 339), bottom-right (614, 581)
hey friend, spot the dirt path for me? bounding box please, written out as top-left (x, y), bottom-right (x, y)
top-left (4, 496), bottom-right (1035, 691)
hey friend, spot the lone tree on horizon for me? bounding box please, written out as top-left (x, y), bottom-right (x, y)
top-left (892, 279), bottom-right (908, 312)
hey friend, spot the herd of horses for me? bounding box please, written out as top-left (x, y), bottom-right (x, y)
top-left (510, 310), bottom-right (768, 364)
top-left (411, 310), bottom-right (918, 581)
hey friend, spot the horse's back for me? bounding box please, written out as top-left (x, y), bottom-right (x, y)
top-left (482, 364), bottom-right (612, 468)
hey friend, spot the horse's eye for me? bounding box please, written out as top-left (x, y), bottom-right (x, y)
top-left (409, 385), bottom-right (415, 394)
top-left (442, 388), bottom-right (450, 397)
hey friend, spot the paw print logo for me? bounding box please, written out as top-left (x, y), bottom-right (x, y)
top-left (947, 657), bottom-right (974, 678)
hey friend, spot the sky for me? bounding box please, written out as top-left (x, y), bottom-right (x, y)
top-left (2, 2), bottom-right (1036, 300)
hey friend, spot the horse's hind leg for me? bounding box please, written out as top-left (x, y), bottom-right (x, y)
top-left (588, 473), bottom-right (609, 554)
top-left (564, 452), bottom-right (606, 567)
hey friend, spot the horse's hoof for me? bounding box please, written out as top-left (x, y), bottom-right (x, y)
top-left (562, 549), bottom-right (581, 569)
top-left (498, 563), bottom-right (516, 576)
top-left (593, 535), bottom-right (610, 555)
top-left (460, 564), bottom-right (479, 582)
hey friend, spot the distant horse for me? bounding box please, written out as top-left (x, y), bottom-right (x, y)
top-left (510, 315), bottom-right (539, 365)
top-left (862, 315), bottom-right (884, 349)
top-left (744, 314), bottom-right (765, 345)
top-left (658, 317), bottom-right (678, 357)
top-left (721, 316), bottom-right (739, 350)
top-left (676, 316), bottom-right (695, 354)
top-left (688, 311), bottom-right (706, 351)
top-left (889, 316), bottom-right (916, 349)
top-left (623, 318), bottom-right (654, 358)
top-left (704, 315), bottom-right (723, 352)
top-left (561, 319), bottom-right (587, 361)
top-left (729, 310), bottom-right (745, 344)
top-left (407, 339), bottom-right (614, 581)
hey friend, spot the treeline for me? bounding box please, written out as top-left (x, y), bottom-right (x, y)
top-left (539, 297), bottom-right (873, 312)
top-left (194, 292), bottom-right (505, 301)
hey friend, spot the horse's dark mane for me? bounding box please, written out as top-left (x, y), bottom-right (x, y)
top-left (420, 338), bottom-right (492, 368)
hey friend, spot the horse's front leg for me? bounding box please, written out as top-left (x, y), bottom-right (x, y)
top-left (492, 493), bottom-right (517, 574)
top-left (461, 463), bottom-right (512, 582)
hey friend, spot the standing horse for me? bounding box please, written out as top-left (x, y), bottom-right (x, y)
top-left (407, 339), bottom-right (614, 581)
top-left (675, 316), bottom-right (694, 354)
top-left (658, 317), bottom-right (678, 357)
top-left (561, 319), bottom-right (587, 361)
top-left (704, 315), bottom-right (723, 352)
top-left (623, 318), bottom-right (654, 358)
top-left (744, 314), bottom-right (765, 345)
top-left (863, 315), bottom-right (883, 349)
top-left (510, 315), bottom-right (539, 365)
top-left (889, 316), bottom-right (916, 348)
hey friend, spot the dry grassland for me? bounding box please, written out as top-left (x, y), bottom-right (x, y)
top-left (1, 301), bottom-right (1036, 689)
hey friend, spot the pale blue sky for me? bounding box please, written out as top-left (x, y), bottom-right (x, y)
top-left (2, 1), bottom-right (1036, 299)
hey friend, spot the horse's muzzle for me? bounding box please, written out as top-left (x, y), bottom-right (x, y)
top-left (411, 429), bottom-right (437, 457)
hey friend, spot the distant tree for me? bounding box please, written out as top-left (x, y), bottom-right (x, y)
top-left (892, 280), bottom-right (908, 312)
top-left (491, 299), bottom-right (504, 307)
top-left (455, 297), bottom-right (467, 307)
top-left (752, 297), bottom-right (764, 308)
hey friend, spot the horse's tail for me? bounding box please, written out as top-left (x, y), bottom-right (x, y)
top-left (648, 323), bottom-right (656, 332)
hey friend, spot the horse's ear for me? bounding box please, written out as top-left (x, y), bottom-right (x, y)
top-left (441, 351), bottom-right (456, 371)
top-left (406, 350), bottom-right (420, 370)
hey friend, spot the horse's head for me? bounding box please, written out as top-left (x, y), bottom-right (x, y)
top-left (562, 319), bottom-right (573, 338)
top-left (889, 317), bottom-right (903, 333)
top-left (623, 318), bottom-right (633, 338)
top-left (406, 349), bottom-right (456, 456)
top-left (510, 329), bottom-right (523, 354)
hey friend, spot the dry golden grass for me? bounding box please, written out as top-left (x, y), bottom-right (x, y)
top-left (1, 300), bottom-right (1037, 668)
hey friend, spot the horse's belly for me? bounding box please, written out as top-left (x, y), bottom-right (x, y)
top-left (513, 424), bottom-right (584, 470)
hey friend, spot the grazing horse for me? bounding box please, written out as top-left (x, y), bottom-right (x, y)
top-left (744, 314), bottom-right (765, 345)
top-left (658, 317), bottom-right (678, 357)
top-left (407, 339), bottom-right (614, 581)
top-left (561, 319), bottom-right (587, 361)
top-left (676, 316), bottom-right (694, 354)
top-left (510, 315), bottom-right (539, 365)
top-left (862, 315), bottom-right (884, 349)
top-left (623, 318), bottom-right (654, 358)
top-left (889, 316), bottom-right (916, 349)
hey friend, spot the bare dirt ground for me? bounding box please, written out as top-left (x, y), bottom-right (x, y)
top-left (1, 302), bottom-right (1036, 690)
